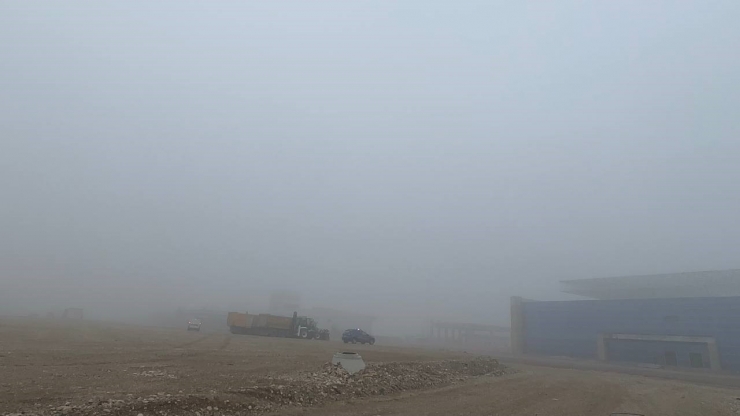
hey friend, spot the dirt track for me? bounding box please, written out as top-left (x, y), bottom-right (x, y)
top-left (1, 318), bottom-right (739, 415)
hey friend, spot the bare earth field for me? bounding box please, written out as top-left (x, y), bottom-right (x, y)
top-left (2, 318), bottom-right (740, 416)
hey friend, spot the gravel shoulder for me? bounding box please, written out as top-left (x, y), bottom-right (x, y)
top-left (287, 365), bottom-right (740, 416)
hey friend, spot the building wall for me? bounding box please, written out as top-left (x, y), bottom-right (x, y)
top-left (519, 296), bottom-right (740, 371)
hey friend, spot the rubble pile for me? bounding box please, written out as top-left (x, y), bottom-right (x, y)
top-left (2, 395), bottom-right (237, 416)
top-left (230, 357), bottom-right (509, 409)
top-left (2, 358), bottom-right (509, 416)
top-left (302, 355), bottom-right (509, 394)
top-left (132, 370), bottom-right (177, 379)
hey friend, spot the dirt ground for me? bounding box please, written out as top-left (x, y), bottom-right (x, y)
top-left (2, 318), bottom-right (739, 416)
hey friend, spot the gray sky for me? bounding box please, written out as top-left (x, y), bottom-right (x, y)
top-left (2, 1), bottom-right (739, 329)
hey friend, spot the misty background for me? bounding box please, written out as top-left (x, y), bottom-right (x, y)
top-left (2, 1), bottom-right (739, 334)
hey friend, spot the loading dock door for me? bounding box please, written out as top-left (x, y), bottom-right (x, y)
top-left (597, 333), bottom-right (720, 370)
top-left (604, 339), bottom-right (702, 367)
top-left (689, 352), bottom-right (704, 368)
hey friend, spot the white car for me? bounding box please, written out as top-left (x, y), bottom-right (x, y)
top-left (187, 319), bottom-right (202, 331)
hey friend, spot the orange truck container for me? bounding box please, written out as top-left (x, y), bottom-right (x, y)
top-left (227, 311), bottom-right (329, 340)
top-left (228, 311), bottom-right (298, 337)
top-left (227, 312), bottom-right (254, 329)
top-left (262, 314), bottom-right (293, 330)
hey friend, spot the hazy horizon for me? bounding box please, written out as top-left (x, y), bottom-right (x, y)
top-left (2, 1), bottom-right (739, 333)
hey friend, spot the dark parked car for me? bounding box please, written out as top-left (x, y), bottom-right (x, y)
top-left (342, 328), bottom-right (375, 345)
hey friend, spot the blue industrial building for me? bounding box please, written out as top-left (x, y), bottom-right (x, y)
top-left (510, 270), bottom-right (740, 372)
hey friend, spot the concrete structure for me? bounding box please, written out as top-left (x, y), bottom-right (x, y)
top-left (510, 297), bottom-right (525, 355)
top-left (511, 270), bottom-right (740, 372)
top-left (428, 320), bottom-right (510, 351)
top-left (429, 320), bottom-right (508, 344)
top-left (332, 352), bottom-right (366, 374)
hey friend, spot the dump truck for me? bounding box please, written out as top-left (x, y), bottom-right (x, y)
top-left (227, 311), bottom-right (330, 340)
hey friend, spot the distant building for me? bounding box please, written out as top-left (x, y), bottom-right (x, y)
top-left (62, 308), bottom-right (84, 320)
top-left (429, 320), bottom-right (510, 351)
top-left (512, 269), bottom-right (740, 372)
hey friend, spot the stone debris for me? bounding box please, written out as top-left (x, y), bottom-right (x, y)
top-left (132, 370), bottom-right (177, 379)
top-left (1, 357), bottom-right (509, 416)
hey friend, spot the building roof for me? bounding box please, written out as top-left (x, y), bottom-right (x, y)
top-left (560, 269), bottom-right (740, 299)
top-left (431, 320), bottom-right (510, 333)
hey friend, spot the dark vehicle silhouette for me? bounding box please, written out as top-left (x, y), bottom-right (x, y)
top-left (342, 328), bottom-right (375, 345)
top-left (187, 319), bottom-right (202, 331)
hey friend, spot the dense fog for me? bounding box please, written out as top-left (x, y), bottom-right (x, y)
top-left (2, 1), bottom-right (739, 335)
